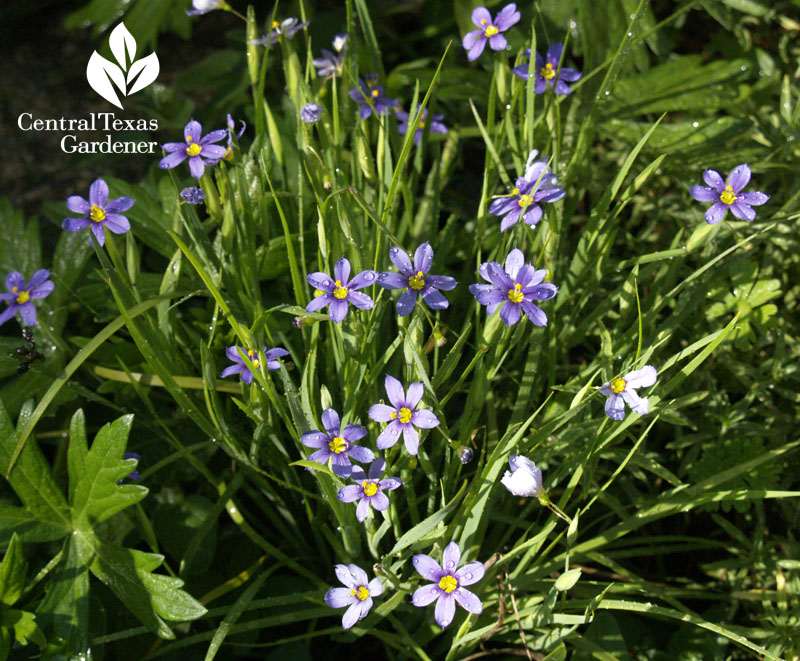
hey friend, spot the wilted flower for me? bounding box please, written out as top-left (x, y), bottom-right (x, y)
top-left (599, 365), bottom-right (657, 421)
top-left (349, 75), bottom-right (399, 119)
top-left (368, 375), bottom-right (440, 456)
top-left (119, 451), bottom-right (143, 483)
top-left (469, 248), bottom-right (557, 326)
top-left (324, 564), bottom-right (382, 630)
top-left (301, 408), bottom-right (374, 477)
top-left (462, 4), bottom-right (521, 61)
top-left (411, 541), bottom-right (484, 628)
top-left (221, 345), bottom-right (288, 384)
top-left (459, 447), bottom-right (474, 464)
top-left (377, 242), bottom-right (457, 316)
top-left (501, 455), bottom-right (547, 503)
top-left (305, 257), bottom-right (376, 323)
top-left (689, 164), bottom-right (770, 224)
top-left (514, 42), bottom-right (582, 96)
top-left (396, 106), bottom-right (447, 146)
top-left (489, 149), bottom-right (565, 231)
top-left (180, 187), bottom-right (206, 204)
top-left (252, 17), bottom-right (309, 46)
top-left (186, 0), bottom-right (228, 16)
top-left (0, 270), bottom-right (54, 327)
top-left (300, 103), bottom-right (323, 124)
top-left (62, 179), bottom-right (133, 247)
top-left (159, 119), bottom-right (228, 179)
top-left (313, 33), bottom-right (348, 78)
top-left (337, 458), bottom-right (402, 522)
top-left (218, 113), bottom-right (246, 162)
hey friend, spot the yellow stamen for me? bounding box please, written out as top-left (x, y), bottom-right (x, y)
top-left (408, 271), bottom-right (426, 290)
top-left (89, 205), bottom-right (106, 223)
top-left (390, 412), bottom-right (396, 420)
top-left (540, 62), bottom-right (556, 80)
top-left (333, 280), bottom-right (349, 299)
top-left (720, 185), bottom-right (737, 205)
top-left (11, 286), bottom-right (18, 293)
top-left (610, 377), bottom-right (626, 394)
top-left (438, 575), bottom-right (458, 594)
top-left (480, 18), bottom-right (487, 25)
top-left (398, 407), bottom-right (412, 424)
top-left (371, 89), bottom-right (380, 97)
top-left (247, 349), bottom-right (260, 368)
top-left (328, 436), bottom-right (347, 454)
top-left (272, 20), bottom-right (280, 29)
top-left (484, 25), bottom-right (499, 37)
top-left (507, 283), bottom-right (524, 303)
top-left (313, 289), bottom-right (325, 297)
top-left (362, 481), bottom-right (378, 497)
top-left (223, 146), bottom-right (233, 161)
top-left (16, 291), bottom-right (30, 304)
top-left (186, 142), bottom-right (202, 157)
top-left (512, 187), bottom-right (520, 196)
top-left (350, 585), bottom-right (370, 601)
top-left (518, 194), bottom-right (533, 208)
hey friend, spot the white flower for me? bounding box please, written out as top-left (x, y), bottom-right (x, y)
top-left (186, 0), bottom-right (226, 16)
top-left (501, 455), bottom-right (547, 503)
top-left (332, 33), bottom-right (349, 52)
top-left (599, 365), bottom-right (657, 421)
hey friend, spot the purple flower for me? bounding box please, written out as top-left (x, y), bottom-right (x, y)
top-left (159, 119), bottom-right (228, 179)
top-left (0, 270), bottom-right (54, 327)
top-left (324, 564), bottom-right (382, 630)
top-left (469, 249), bottom-right (557, 326)
top-left (220, 345), bottom-right (288, 385)
top-left (462, 4), bottom-right (521, 61)
top-left (689, 164), bottom-right (770, 225)
top-left (489, 149), bottom-right (565, 231)
top-left (119, 451), bottom-right (143, 483)
top-left (377, 242), bottom-right (457, 316)
top-left (501, 455), bottom-right (547, 502)
top-left (368, 375), bottom-right (440, 456)
top-left (411, 541), bottom-right (484, 628)
top-left (186, 0), bottom-right (228, 16)
top-left (180, 187), bottom-right (206, 204)
top-left (300, 103), bottom-right (323, 124)
top-left (513, 42), bottom-right (582, 96)
top-left (396, 106), bottom-right (448, 146)
top-left (349, 75), bottom-right (399, 120)
top-left (337, 458), bottom-right (402, 522)
top-left (313, 33), bottom-right (348, 78)
top-left (599, 365), bottom-right (657, 421)
top-left (305, 257), bottom-right (376, 323)
top-left (301, 408), bottom-right (374, 477)
top-left (62, 179), bottom-right (134, 247)
top-left (252, 17), bottom-right (309, 46)
top-left (218, 113), bottom-right (246, 162)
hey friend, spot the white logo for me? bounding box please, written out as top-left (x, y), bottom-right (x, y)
top-left (86, 23), bottom-right (159, 109)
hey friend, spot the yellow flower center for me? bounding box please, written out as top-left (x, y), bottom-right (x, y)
top-left (398, 407), bottom-right (412, 424)
top-left (418, 120), bottom-right (426, 129)
top-left (720, 185), bottom-right (737, 205)
top-left (333, 280), bottom-right (349, 299)
top-left (362, 481), bottom-right (378, 497)
top-left (484, 25), bottom-right (499, 37)
top-left (89, 205), bottom-right (106, 223)
top-left (247, 349), bottom-right (260, 368)
top-left (480, 18), bottom-right (487, 25)
top-left (507, 283), bottom-right (524, 303)
top-left (272, 20), bottom-right (280, 29)
top-left (186, 142), bottom-right (202, 157)
top-left (438, 575), bottom-right (458, 594)
top-left (16, 290), bottom-right (30, 304)
top-left (328, 436), bottom-right (347, 454)
top-left (223, 146), bottom-right (233, 161)
top-left (408, 271), bottom-right (426, 290)
top-left (371, 88), bottom-right (380, 97)
top-left (540, 62), bottom-right (556, 80)
top-left (518, 194), bottom-right (533, 208)
top-left (610, 377), bottom-right (626, 394)
top-left (350, 585), bottom-right (370, 601)
top-left (512, 187), bottom-right (520, 196)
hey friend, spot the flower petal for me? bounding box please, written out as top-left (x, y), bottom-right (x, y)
top-left (376, 420), bottom-right (402, 450)
top-left (729, 201), bottom-right (755, 221)
top-left (325, 586), bottom-right (355, 608)
top-left (384, 375), bottom-right (406, 408)
top-left (388, 246), bottom-right (413, 274)
top-left (338, 485), bottom-right (362, 503)
top-left (435, 593), bottom-right (456, 628)
top-left (488, 33), bottom-right (507, 51)
top-left (406, 382), bottom-right (424, 409)
top-left (348, 270), bottom-right (377, 289)
top-left (62, 217), bottom-right (91, 232)
top-left (307, 271), bottom-right (334, 291)
top-left (305, 293), bottom-right (332, 313)
top-left (355, 497), bottom-right (371, 522)
top-left (19, 303), bottom-right (36, 326)
top-left (485, 262), bottom-right (514, 290)
top-left (333, 257), bottom-right (351, 284)
top-left (546, 41), bottom-right (564, 67)
top-left (184, 119), bottom-right (202, 143)
top-left (347, 444), bottom-right (375, 464)
top-left (411, 409), bottom-right (440, 429)
top-left (377, 272), bottom-right (408, 290)
top-left (201, 129), bottom-right (228, 145)
top-left (413, 242), bottom-right (434, 274)
top-left (689, 185), bottom-right (718, 202)
top-left (89, 179), bottom-right (109, 207)
top-left (525, 283), bottom-right (558, 301)
top-left (103, 213), bottom-right (131, 234)
top-left (727, 163), bottom-right (751, 193)
top-left (621, 389), bottom-right (649, 416)
top-left (321, 408), bottom-right (340, 436)
top-left (371, 491), bottom-right (390, 511)
top-left (402, 424), bottom-right (420, 455)
top-left (467, 36), bottom-right (487, 61)
top-left (379, 477), bottom-right (402, 491)
top-left (412, 584), bottom-right (441, 607)
top-left (702, 169), bottom-right (724, 191)
top-left (455, 562), bottom-right (485, 586)
top-left (104, 196), bottom-right (135, 213)
top-left (341, 423), bottom-right (368, 443)
top-left (396, 288), bottom-right (418, 317)
top-left (301, 431), bottom-right (329, 448)
top-left (453, 587), bottom-right (483, 614)
top-left (188, 155), bottom-right (205, 178)
top-left (412, 554), bottom-right (443, 582)
top-left (704, 202), bottom-right (728, 225)
top-left (29, 280), bottom-right (54, 300)
top-left (738, 191), bottom-right (769, 206)
top-left (367, 457), bottom-right (385, 480)
top-left (420, 287), bottom-right (449, 310)
top-left (425, 275), bottom-right (457, 291)
top-left (329, 299), bottom-right (349, 323)
top-left (442, 542), bottom-right (461, 573)
top-left (368, 577), bottom-right (383, 597)
top-left (499, 301), bottom-right (521, 326)
top-left (369, 403), bottom-right (396, 423)
top-left (66, 195), bottom-right (91, 214)
top-left (604, 393), bottom-right (626, 421)
top-left (159, 151), bottom-right (188, 169)
top-left (341, 602), bottom-right (362, 629)
top-left (494, 3), bottom-right (521, 30)
top-left (624, 365), bottom-right (657, 389)
top-left (470, 6), bottom-right (491, 28)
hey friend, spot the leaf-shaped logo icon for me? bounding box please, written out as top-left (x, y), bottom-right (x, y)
top-left (86, 52), bottom-right (126, 109)
top-left (109, 22), bottom-right (137, 71)
top-left (86, 22), bottom-right (160, 108)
